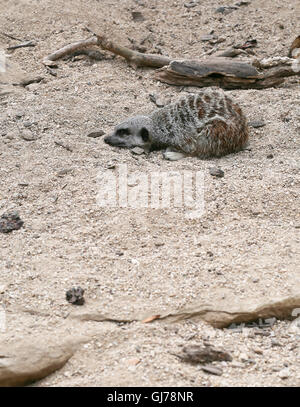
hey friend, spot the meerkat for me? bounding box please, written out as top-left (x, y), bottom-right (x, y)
top-left (104, 87), bottom-right (249, 161)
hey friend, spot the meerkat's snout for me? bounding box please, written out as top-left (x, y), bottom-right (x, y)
top-left (105, 115), bottom-right (153, 150)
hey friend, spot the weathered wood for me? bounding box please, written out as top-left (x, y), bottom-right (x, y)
top-left (154, 57), bottom-right (299, 90)
top-left (42, 33), bottom-right (300, 90)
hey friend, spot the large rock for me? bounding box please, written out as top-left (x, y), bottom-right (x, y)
top-left (0, 336), bottom-right (87, 386)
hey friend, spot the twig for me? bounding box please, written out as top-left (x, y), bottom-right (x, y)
top-left (7, 40), bottom-right (36, 50)
top-left (43, 33), bottom-right (172, 68)
top-left (0, 32), bottom-right (23, 42)
top-left (54, 140), bottom-right (73, 152)
top-left (43, 37), bottom-right (99, 66)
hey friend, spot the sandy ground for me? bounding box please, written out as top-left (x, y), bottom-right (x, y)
top-left (0, 0), bottom-right (299, 387)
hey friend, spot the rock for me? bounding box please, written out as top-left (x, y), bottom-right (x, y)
top-left (201, 365), bottom-right (223, 376)
top-left (66, 287), bottom-right (85, 305)
top-left (0, 211), bottom-right (24, 233)
top-left (158, 294), bottom-right (300, 328)
top-left (14, 112), bottom-right (24, 119)
top-left (131, 147), bottom-right (145, 155)
top-left (209, 167), bottom-right (224, 178)
top-left (215, 6), bottom-right (237, 14)
top-left (132, 11), bottom-right (145, 22)
top-left (23, 121), bottom-right (33, 128)
top-left (278, 368), bottom-right (290, 379)
top-left (0, 337), bottom-right (85, 386)
top-left (235, 1), bottom-right (250, 6)
top-left (177, 344), bottom-right (232, 364)
top-left (20, 131), bottom-right (38, 141)
top-left (56, 168), bottom-right (73, 177)
top-left (271, 340), bottom-right (282, 347)
top-left (184, 2), bottom-right (198, 9)
top-left (264, 317), bottom-right (277, 327)
top-left (249, 120), bottom-right (266, 128)
top-left (68, 295), bottom-right (300, 330)
top-left (239, 352), bottom-right (249, 362)
top-left (267, 154), bottom-right (274, 159)
top-left (149, 93), bottom-right (165, 107)
top-left (25, 83), bottom-right (40, 92)
top-left (87, 130), bottom-right (105, 138)
top-left (289, 316), bottom-right (300, 333)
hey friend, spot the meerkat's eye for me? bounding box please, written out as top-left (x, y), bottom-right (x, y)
top-left (140, 128), bottom-right (149, 142)
top-left (116, 128), bottom-right (130, 136)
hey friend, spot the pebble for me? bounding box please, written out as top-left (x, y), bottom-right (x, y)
top-left (278, 368), bottom-right (290, 379)
top-left (289, 317), bottom-right (300, 333)
top-left (132, 11), bottom-right (145, 22)
top-left (184, 1), bottom-right (198, 8)
top-left (87, 130), bottom-right (105, 138)
top-left (201, 365), bottom-right (223, 376)
top-left (56, 168), bottom-right (73, 177)
top-left (209, 167), bottom-right (224, 178)
top-left (131, 147), bottom-right (145, 155)
top-left (20, 131), bottom-right (37, 141)
top-left (0, 211), bottom-right (24, 233)
top-left (271, 340), bottom-right (282, 347)
top-left (249, 120), bottom-right (266, 128)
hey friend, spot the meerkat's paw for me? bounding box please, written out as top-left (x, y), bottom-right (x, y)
top-left (163, 147), bottom-right (187, 161)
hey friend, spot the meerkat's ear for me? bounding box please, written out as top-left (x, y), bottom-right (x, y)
top-left (140, 128), bottom-right (150, 142)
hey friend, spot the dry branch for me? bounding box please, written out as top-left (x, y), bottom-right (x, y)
top-left (43, 33), bottom-right (300, 90)
top-left (43, 34), bottom-right (171, 68)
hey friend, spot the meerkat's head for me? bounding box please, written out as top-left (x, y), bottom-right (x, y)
top-left (104, 115), bottom-right (153, 150)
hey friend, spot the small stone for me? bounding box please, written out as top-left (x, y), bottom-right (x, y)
top-left (106, 163), bottom-right (116, 169)
top-left (239, 352), bottom-right (248, 362)
top-left (66, 287), bottom-right (85, 305)
top-left (289, 317), bottom-right (300, 333)
top-left (201, 365), bottom-right (223, 376)
top-left (209, 167), bottom-right (224, 178)
top-left (126, 358), bottom-right (140, 366)
top-left (231, 362), bottom-right (244, 368)
top-left (87, 130), bottom-right (105, 138)
top-left (20, 132), bottom-right (37, 141)
top-left (278, 368), bottom-right (290, 379)
top-left (271, 340), bottom-right (282, 347)
top-left (131, 147), bottom-right (145, 155)
top-left (132, 11), bottom-right (145, 22)
top-left (178, 344), bottom-right (232, 364)
top-left (184, 2), bottom-right (198, 9)
top-left (23, 121), bottom-right (33, 128)
top-left (267, 154), bottom-right (274, 159)
top-left (215, 6), bottom-right (236, 14)
top-left (253, 348), bottom-right (263, 355)
top-left (200, 34), bottom-right (216, 42)
top-left (15, 112), bottom-right (24, 119)
top-left (264, 317), bottom-right (277, 327)
top-left (235, 1), bottom-right (250, 6)
top-left (254, 329), bottom-right (270, 336)
top-left (149, 94), bottom-right (165, 108)
top-left (0, 211), bottom-right (24, 233)
top-left (249, 120), bottom-right (266, 128)
top-left (56, 168), bottom-right (73, 177)
top-left (26, 83), bottom-right (40, 92)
